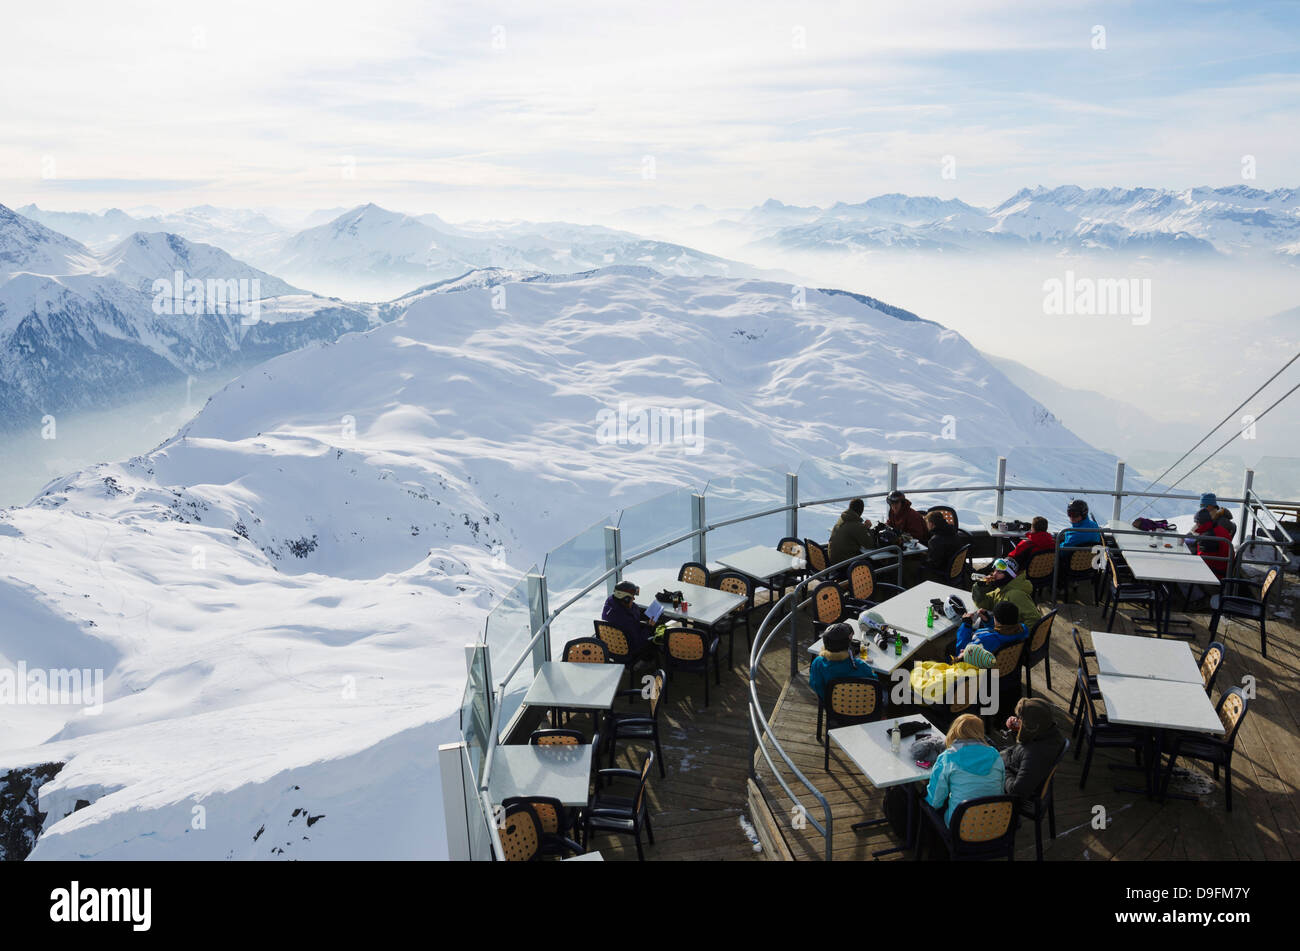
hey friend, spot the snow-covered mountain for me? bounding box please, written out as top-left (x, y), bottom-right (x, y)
top-left (0, 266), bottom-right (1118, 859)
top-left (657, 186), bottom-right (1300, 258)
top-left (270, 203), bottom-right (769, 300)
top-left (0, 206), bottom-right (373, 426)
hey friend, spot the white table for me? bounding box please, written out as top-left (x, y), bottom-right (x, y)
top-left (523, 662), bottom-right (625, 710)
top-left (829, 715), bottom-right (939, 788)
top-left (830, 714), bottom-right (938, 856)
top-left (1090, 632), bottom-right (1204, 685)
top-left (562, 852), bottom-right (604, 861)
top-left (627, 574), bottom-right (747, 627)
top-left (806, 581), bottom-right (967, 674)
top-left (1095, 673), bottom-right (1224, 801)
top-left (487, 743), bottom-right (595, 808)
top-left (715, 545), bottom-right (804, 584)
top-left (869, 541), bottom-right (927, 563)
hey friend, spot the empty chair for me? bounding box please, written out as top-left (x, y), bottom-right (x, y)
top-left (809, 580), bottom-right (848, 637)
top-left (771, 537), bottom-right (808, 599)
top-left (663, 626), bottom-right (720, 706)
top-left (1067, 627), bottom-right (1100, 732)
top-left (712, 570), bottom-right (757, 667)
top-left (605, 669), bottom-right (666, 777)
top-left (918, 795), bottom-right (1019, 861)
top-left (583, 752), bottom-right (656, 860)
top-left (1074, 669), bottom-right (1144, 789)
top-left (1209, 567), bottom-right (1279, 657)
top-left (501, 796), bottom-right (583, 858)
top-left (1159, 687), bottom-right (1250, 811)
top-left (820, 677), bottom-right (884, 771)
top-left (843, 558), bottom-right (904, 611)
top-left (803, 538), bottom-right (832, 579)
top-left (1099, 550), bottom-right (1163, 632)
top-left (1021, 610), bottom-right (1059, 698)
top-left (530, 728), bottom-right (586, 746)
top-left (677, 561), bottom-right (710, 587)
top-left (562, 637), bottom-right (609, 664)
top-left (1198, 641), bottom-right (1227, 696)
top-left (497, 801), bottom-right (545, 862)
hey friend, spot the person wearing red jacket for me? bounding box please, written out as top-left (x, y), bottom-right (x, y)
top-left (885, 490), bottom-right (929, 542)
top-left (1008, 517), bottom-right (1055, 564)
top-left (1190, 508), bottom-right (1233, 579)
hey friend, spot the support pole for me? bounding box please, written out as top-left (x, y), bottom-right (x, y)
top-left (995, 456), bottom-right (1007, 519)
top-left (692, 493), bottom-right (707, 564)
top-left (1112, 460), bottom-right (1126, 525)
top-left (786, 472), bottom-right (799, 541)
top-left (604, 525), bottom-right (622, 596)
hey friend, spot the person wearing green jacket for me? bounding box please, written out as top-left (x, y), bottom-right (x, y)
top-left (828, 498), bottom-right (879, 566)
top-left (971, 557), bottom-right (1041, 622)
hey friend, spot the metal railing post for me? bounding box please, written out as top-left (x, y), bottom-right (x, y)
top-left (888, 460), bottom-right (899, 495)
top-left (786, 472), bottom-right (799, 540)
top-left (604, 525), bottom-right (622, 596)
top-left (527, 573), bottom-right (550, 670)
top-left (1112, 460), bottom-right (1126, 524)
top-left (1238, 469), bottom-right (1254, 547)
top-left (789, 584), bottom-right (800, 682)
top-left (995, 456), bottom-right (1007, 518)
top-left (692, 493), bottom-right (707, 564)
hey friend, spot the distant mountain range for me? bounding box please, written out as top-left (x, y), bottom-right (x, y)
top-left (615, 186), bottom-right (1300, 258)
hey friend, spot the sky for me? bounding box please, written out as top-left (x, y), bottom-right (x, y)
top-left (3, 0), bottom-right (1298, 222)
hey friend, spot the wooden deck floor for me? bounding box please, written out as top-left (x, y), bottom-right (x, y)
top-left (583, 573), bottom-right (1300, 861)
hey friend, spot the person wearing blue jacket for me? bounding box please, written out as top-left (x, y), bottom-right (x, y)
top-left (809, 623), bottom-right (879, 702)
top-left (1059, 499), bottom-right (1101, 550)
top-left (925, 714), bottom-right (1006, 825)
top-left (953, 602), bottom-right (1029, 660)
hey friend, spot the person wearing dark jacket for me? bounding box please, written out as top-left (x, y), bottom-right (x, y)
top-left (1001, 698), bottom-right (1066, 801)
top-left (885, 490), bottom-right (929, 542)
top-left (1199, 493), bottom-right (1239, 540)
top-left (922, 510), bottom-right (962, 580)
top-left (829, 498), bottom-right (879, 565)
top-left (601, 581), bottom-right (657, 660)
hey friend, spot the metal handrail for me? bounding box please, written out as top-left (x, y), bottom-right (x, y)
top-left (467, 465), bottom-right (1300, 860)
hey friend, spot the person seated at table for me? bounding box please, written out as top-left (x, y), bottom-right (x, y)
top-left (885, 490), bottom-right (929, 543)
top-left (1008, 517), bottom-right (1054, 564)
top-left (829, 498), bottom-right (879, 566)
top-left (1059, 499), bottom-right (1101, 550)
top-left (921, 509), bottom-right (962, 580)
top-left (601, 581), bottom-right (658, 662)
top-left (925, 713), bottom-right (1005, 825)
top-left (809, 622), bottom-right (879, 702)
top-left (1189, 507), bottom-right (1233, 580)
top-left (1199, 492), bottom-right (1238, 539)
top-left (1001, 698), bottom-right (1066, 802)
top-left (953, 601), bottom-right (1029, 663)
top-left (971, 557), bottom-right (1041, 622)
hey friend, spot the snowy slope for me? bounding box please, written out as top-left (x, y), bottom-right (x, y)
top-left (0, 266), bottom-right (1119, 860)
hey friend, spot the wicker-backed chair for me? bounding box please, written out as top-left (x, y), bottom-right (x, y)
top-left (804, 538), bottom-right (832, 579)
top-left (530, 728), bottom-right (586, 746)
top-left (663, 626), bottom-right (720, 706)
top-left (713, 570), bottom-right (757, 667)
top-left (821, 677), bottom-right (884, 770)
top-left (1025, 550), bottom-right (1057, 602)
top-left (1059, 546), bottom-right (1101, 604)
top-left (772, 537), bottom-right (808, 599)
top-left (605, 669), bottom-right (666, 777)
top-left (678, 561), bottom-right (710, 588)
top-left (1159, 687), bottom-right (1250, 811)
top-left (843, 558), bottom-right (904, 611)
top-left (1016, 738), bottom-right (1070, 862)
top-left (1209, 567), bottom-right (1279, 658)
top-left (1074, 669), bottom-right (1144, 789)
top-left (1099, 550), bottom-right (1164, 632)
top-left (809, 580), bottom-right (848, 637)
top-left (1198, 641), bottom-right (1227, 696)
top-left (926, 505), bottom-right (959, 530)
top-left (583, 752), bottom-right (656, 860)
top-left (1021, 610), bottom-right (1059, 698)
top-left (924, 543), bottom-right (971, 589)
top-left (501, 796), bottom-right (584, 858)
top-left (562, 637), bottom-right (609, 664)
top-left (592, 620), bottom-right (636, 692)
top-left (498, 801), bottom-right (544, 862)
top-left (919, 795), bottom-right (1019, 861)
